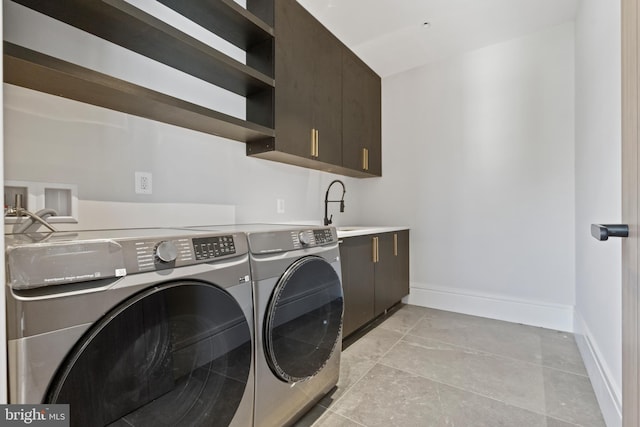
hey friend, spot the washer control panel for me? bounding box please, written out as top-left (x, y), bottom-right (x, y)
top-left (5, 229), bottom-right (249, 290)
top-left (135, 238), bottom-right (193, 271)
top-left (193, 235), bottom-right (236, 260)
top-left (155, 240), bottom-right (178, 263)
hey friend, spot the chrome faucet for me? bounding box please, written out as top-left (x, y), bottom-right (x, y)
top-left (324, 180), bottom-right (346, 226)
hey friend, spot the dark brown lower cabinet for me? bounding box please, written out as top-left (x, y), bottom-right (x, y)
top-left (392, 230), bottom-right (410, 305)
top-left (340, 230), bottom-right (410, 338)
top-left (340, 235), bottom-right (375, 337)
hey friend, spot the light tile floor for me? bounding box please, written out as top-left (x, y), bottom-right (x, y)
top-left (294, 304), bottom-right (606, 427)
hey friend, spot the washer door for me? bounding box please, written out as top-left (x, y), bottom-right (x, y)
top-left (46, 281), bottom-right (251, 427)
top-left (264, 256), bottom-right (343, 383)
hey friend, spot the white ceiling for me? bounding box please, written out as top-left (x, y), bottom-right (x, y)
top-left (296, 0), bottom-right (580, 77)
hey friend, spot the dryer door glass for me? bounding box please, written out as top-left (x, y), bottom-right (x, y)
top-left (46, 282), bottom-right (252, 427)
top-left (264, 256), bottom-right (344, 382)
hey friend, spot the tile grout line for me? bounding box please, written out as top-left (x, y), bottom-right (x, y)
top-left (374, 357), bottom-right (583, 426)
top-left (316, 311), bottom-right (429, 414)
top-left (376, 309), bottom-right (592, 425)
top-left (320, 306), bottom-right (597, 426)
top-left (404, 310), bottom-right (590, 378)
top-left (311, 307), bottom-right (595, 427)
top-left (401, 329), bottom-right (590, 379)
top-left (325, 312), bottom-right (431, 427)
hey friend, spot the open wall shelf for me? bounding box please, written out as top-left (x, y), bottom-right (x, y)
top-left (11, 0), bottom-right (274, 96)
top-left (4, 42), bottom-right (275, 142)
top-left (6, 0), bottom-right (275, 142)
top-left (157, 0), bottom-right (273, 52)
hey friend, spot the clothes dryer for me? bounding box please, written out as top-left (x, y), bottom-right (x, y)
top-left (244, 225), bottom-right (343, 427)
top-left (6, 228), bottom-right (254, 427)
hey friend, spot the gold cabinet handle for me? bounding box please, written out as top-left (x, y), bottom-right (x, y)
top-left (372, 236), bottom-right (377, 263)
top-left (362, 148), bottom-right (369, 170)
top-left (310, 129), bottom-right (320, 158)
top-left (372, 236), bottom-right (379, 263)
top-left (394, 233), bottom-right (398, 256)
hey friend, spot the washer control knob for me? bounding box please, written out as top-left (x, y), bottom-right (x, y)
top-left (156, 241), bottom-right (178, 263)
top-left (298, 231), bottom-right (310, 246)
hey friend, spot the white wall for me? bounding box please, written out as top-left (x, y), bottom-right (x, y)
top-left (352, 23), bottom-right (577, 331)
top-left (574, 0), bottom-right (622, 425)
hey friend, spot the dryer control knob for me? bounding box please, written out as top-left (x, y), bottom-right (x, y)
top-left (298, 231), bottom-right (310, 246)
top-left (156, 241), bottom-right (178, 263)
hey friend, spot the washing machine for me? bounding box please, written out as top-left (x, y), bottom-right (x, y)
top-left (5, 228), bottom-right (254, 427)
top-left (242, 224), bottom-right (344, 427)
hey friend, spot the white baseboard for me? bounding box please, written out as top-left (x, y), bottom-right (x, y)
top-left (574, 310), bottom-right (622, 427)
top-left (406, 282), bottom-right (574, 332)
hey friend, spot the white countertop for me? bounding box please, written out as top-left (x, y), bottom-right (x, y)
top-left (335, 226), bottom-right (409, 238)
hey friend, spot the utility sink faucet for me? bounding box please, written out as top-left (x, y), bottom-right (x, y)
top-left (324, 180), bottom-right (346, 226)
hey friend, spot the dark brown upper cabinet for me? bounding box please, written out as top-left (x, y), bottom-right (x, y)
top-left (272, 0), bottom-right (341, 165)
top-left (247, 0), bottom-right (342, 168)
top-left (6, 0), bottom-right (275, 141)
top-left (343, 50), bottom-right (382, 176)
top-left (247, 0), bottom-right (381, 178)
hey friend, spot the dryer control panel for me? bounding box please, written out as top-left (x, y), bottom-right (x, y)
top-left (247, 227), bottom-right (337, 254)
top-left (313, 229), bottom-right (334, 244)
top-left (293, 229), bottom-right (335, 248)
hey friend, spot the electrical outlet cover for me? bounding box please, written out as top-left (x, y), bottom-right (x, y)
top-left (135, 172), bottom-right (153, 195)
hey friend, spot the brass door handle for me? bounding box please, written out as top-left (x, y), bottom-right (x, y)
top-left (362, 148), bottom-right (369, 170)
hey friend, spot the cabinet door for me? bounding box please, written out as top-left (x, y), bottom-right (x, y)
top-left (274, 0), bottom-right (314, 158)
top-left (313, 26), bottom-right (342, 165)
top-left (363, 66), bottom-right (382, 175)
top-left (342, 50), bottom-right (381, 175)
top-left (391, 230), bottom-right (410, 304)
top-left (339, 236), bottom-right (375, 337)
top-left (374, 233), bottom-right (396, 316)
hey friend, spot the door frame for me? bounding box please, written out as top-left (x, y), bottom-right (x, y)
top-left (622, 0), bottom-right (640, 425)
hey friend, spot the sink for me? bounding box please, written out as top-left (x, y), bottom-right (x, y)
top-left (336, 226), bottom-right (408, 237)
top-left (336, 226), bottom-right (379, 236)
top-left (337, 226), bottom-right (371, 231)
